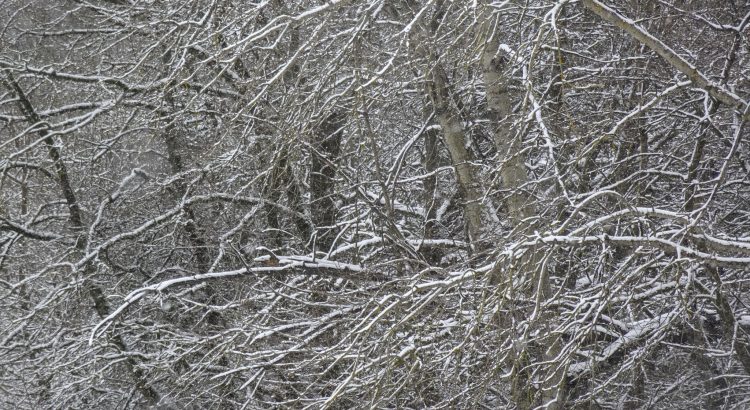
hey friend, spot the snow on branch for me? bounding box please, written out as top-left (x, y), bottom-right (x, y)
top-left (89, 253), bottom-right (381, 345)
top-left (581, 0), bottom-right (749, 118)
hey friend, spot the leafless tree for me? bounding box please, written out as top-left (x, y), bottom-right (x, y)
top-left (1, 0), bottom-right (749, 408)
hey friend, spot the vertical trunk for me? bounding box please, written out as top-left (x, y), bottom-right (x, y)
top-left (163, 130), bottom-right (211, 273)
top-left (713, 276), bottom-right (750, 374)
top-left (161, 95), bottom-right (227, 329)
top-left (425, 63), bottom-right (484, 245)
top-left (263, 149), bottom-right (287, 249)
top-left (264, 146), bottom-right (312, 248)
top-left (285, 166), bottom-right (312, 245)
top-left (481, 9), bottom-right (564, 408)
top-left (157, 49), bottom-right (243, 406)
top-left (481, 23), bottom-right (532, 229)
top-left (403, 0), bottom-right (484, 247)
top-left (260, 15), bottom-right (314, 250)
top-left (310, 111), bottom-right (345, 252)
top-left (422, 125), bottom-right (442, 264)
top-left (683, 99), bottom-right (750, 389)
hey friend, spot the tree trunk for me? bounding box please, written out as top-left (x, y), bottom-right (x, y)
top-left (425, 62), bottom-right (484, 245)
top-left (481, 7), bottom-right (563, 407)
top-left (3, 72), bottom-right (161, 406)
top-left (310, 111), bottom-right (345, 252)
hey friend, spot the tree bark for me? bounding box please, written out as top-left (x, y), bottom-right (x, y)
top-left (481, 7), bottom-right (563, 408)
top-left (581, 0), bottom-right (748, 117)
top-left (2, 72), bottom-right (161, 406)
top-left (425, 63), bottom-right (484, 245)
top-left (310, 111), bottom-right (345, 252)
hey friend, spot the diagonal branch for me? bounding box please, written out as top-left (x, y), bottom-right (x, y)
top-left (581, 0), bottom-right (748, 117)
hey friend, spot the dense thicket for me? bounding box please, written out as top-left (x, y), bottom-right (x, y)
top-left (1, 0), bottom-right (749, 408)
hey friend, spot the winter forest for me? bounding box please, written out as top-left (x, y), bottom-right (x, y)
top-left (1, 0), bottom-right (749, 408)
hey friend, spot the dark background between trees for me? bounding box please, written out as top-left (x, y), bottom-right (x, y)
top-left (1, 0), bottom-right (750, 408)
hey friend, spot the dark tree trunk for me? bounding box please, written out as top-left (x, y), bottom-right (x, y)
top-left (310, 111), bottom-right (345, 252)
